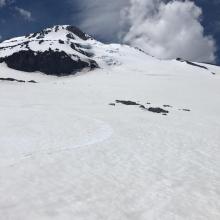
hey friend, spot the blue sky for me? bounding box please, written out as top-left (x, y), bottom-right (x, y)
top-left (0, 0), bottom-right (219, 64)
top-left (195, 0), bottom-right (220, 63)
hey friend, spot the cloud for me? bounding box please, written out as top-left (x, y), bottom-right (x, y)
top-left (69, 0), bottom-right (127, 42)
top-left (72, 0), bottom-right (216, 63)
top-left (0, 0), bottom-right (14, 8)
top-left (15, 7), bottom-right (33, 21)
top-left (0, 0), bottom-right (7, 7)
top-left (120, 0), bottom-right (216, 63)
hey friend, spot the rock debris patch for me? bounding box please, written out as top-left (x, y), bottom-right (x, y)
top-left (148, 107), bottom-right (169, 114)
top-left (178, 108), bottom-right (191, 112)
top-left (0, 77), bottom-right (37, 83)
top-left (110, 100), bottom-right (191, 116)
top-left (116, 100), bottom-right (139, 106)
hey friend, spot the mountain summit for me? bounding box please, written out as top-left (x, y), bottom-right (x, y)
top-left (0, 25), bottom-right (98, 76)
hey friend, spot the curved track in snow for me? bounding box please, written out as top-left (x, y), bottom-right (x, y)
top-left (0, 106), bottom-right (113, 166)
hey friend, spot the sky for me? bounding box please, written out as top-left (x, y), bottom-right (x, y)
top-left (0, 0), bottom-right (219, 64)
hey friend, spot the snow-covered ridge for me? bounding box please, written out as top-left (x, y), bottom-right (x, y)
top-left (0, 24), bottom-right (219, 76)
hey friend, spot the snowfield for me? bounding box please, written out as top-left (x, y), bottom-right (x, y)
top-left (0, 34), bottom-right (220, 219)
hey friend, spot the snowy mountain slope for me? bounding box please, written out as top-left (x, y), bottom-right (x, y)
top-left (0, 25), bottom-right (99, 75)
top-left (0, 26), bottom-right (220, 220)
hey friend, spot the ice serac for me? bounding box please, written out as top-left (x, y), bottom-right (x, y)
top-left (0, 25), bottom-right (98, 76)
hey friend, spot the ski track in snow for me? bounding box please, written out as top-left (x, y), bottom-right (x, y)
top-left (0, 105), bottom-right (113, 167)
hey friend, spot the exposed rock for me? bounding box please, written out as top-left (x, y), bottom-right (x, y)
top-left (28, 80), bottom-right (37, 83)
top-left (139, 105), bottom-right (146, 109)
top-left (66, 26), bottom-right (90, 40)
top-left (58, 40), bottom-right (65, 44)
top-left (0, 77), bottom-right (37, 83)
top-left (116, 100), bottom-right (140, 106)
top-left (0, 50), bottom-right (98, 76)
top-left (113, 99), bottom-right (172, 115)
top-left (0, 77), bottom-right (25, 83)
top-left (70, 43), bottom-right (93, 57)
top-left (185, 61), bottom-right (208, 70)
top-left (148, 107), bottom-right (169, 114)
top-left (66, 33), bottom-right (75, 40)
top-left (163, 105), bottom-right (172, 108)
top-left (182, 109), bottom-right (191, 112)
top-left (176, 58), bottom-right (208, 70)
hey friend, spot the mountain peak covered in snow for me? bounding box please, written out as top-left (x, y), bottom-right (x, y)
top-left (0, 25), bottom-right (98, 76)
top-left (25, 25), bottom-right (92, 41)
top-left (0, 24), bottom-right (219, 77)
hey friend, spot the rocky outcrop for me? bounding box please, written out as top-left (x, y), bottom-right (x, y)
top-left (0, 50), bottom-right (98, 76)
top-left (66, 26), bottom-right (91, 40)
top-left (176, 58), bottom-right (208, 70)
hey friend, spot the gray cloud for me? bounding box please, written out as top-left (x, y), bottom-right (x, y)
top-left (69, 0), bottom-right (127, 42)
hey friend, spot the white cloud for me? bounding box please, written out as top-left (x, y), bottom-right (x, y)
top-left (70, 0), bottom-right (216, 63)
top-left (15, 7), bottom-right (33, 21)
top-left (120, 0), bottom-right (216, 63)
